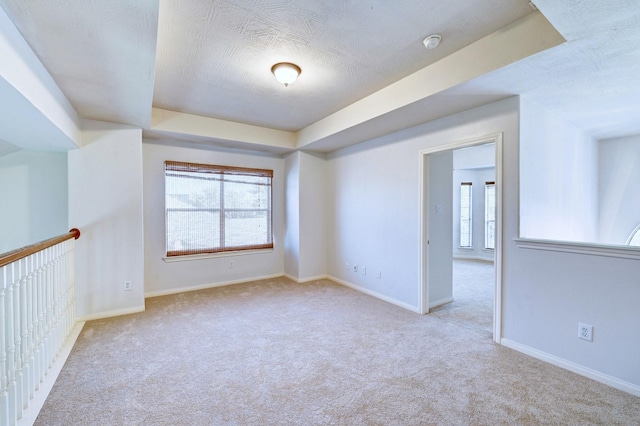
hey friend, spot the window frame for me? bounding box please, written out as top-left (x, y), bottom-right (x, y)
top-left (164, 161), bottom-right (273, 257)
top-left (626, 224), bottom-right (640, 246)
top-left (485, 181), bottom-right (496, 250)
top-left (459, 182), bottom-right (473, 248)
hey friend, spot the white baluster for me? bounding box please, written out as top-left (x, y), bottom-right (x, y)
top-left (1, 266), bottom-right (10, 426)
top-left (27, 253), bottom-right (37, 401)
top-left (1, 233), bottom-right (79, 424)
top-left (52, 248), bottom-right (61, 360)
top-left (63, 244), bottom-right (72, 336)
top-left (22, 255), bottom-right (33, 408)
top-left (33, 252), bottom-right (44, 391)
top-left (14, 260), bottom-right (25, 419)
top-left (43, 248), bottom-right (53, 375)
top-left (6, 263), bottom-right (17, 424)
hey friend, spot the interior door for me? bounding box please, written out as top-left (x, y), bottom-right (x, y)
top-left (426, 150), bottom-right (454, 310)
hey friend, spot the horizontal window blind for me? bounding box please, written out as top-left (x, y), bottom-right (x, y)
top-left (165, 161), bottom-right (273, 256)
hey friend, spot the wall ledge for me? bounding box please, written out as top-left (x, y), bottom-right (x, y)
top-left (514, 238), bottom-right (640, 260)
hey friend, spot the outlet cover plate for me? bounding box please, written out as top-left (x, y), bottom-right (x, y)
top-left (578, 323), bottom-right (593, 342)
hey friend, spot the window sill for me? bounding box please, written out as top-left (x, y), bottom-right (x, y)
top-left (514, 238), bottom-right (640, 260)
top-left (163, 248), bottom-right (274, 263)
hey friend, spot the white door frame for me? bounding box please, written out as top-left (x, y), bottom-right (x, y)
top-left (419, 132), bottom-right (503, 344)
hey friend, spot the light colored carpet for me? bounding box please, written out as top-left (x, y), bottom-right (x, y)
top-left (35, 260), bottom-right (640, 425)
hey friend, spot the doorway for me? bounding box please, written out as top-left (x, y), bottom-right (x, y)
top-left (419, 133), bottom-right (503, 343)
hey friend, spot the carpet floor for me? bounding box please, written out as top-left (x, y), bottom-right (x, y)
top-left (35, 260), bottom-right (640, 425)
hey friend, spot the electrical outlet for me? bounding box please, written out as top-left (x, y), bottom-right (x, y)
top-left (361, 266), bottom-right (366, 275)
top-left (352, 264), bottom-right (358, 273)
top-left (578, 323), bottom-right (593, 342)
top-left (229, 260), bottom-right (235, 268)
top-left (345, 262), bottom-right (349, 270)
top-left (376, 271), bottom-right (382, 279)
top-left (123, 281), bottom-right (132, 291)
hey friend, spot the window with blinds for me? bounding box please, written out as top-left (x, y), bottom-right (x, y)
top-left (459, 182), bottom-right (472, 248)
top-left (485, 181), bottom-right (496, 249)
top-left (165, 161), bottom-right (273, 256)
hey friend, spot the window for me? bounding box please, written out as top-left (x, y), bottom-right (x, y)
top-left (165, 161), bottom-right (273, 256)
top-left (459, 182), bottom-right (472, 248)
top-left (485, 181), bottom-right (496, 249)
top-left (627, 225), bottom-right (640, 247)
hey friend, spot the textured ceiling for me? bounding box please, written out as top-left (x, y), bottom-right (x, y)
top-left (0, 0), bottom-right (158, 128)
top-left (153, 0), bottom-right (533, 131)
top-left (1, 0), bottom-right (639, 153)
top-left (458, 0), bottom-right (640, 140)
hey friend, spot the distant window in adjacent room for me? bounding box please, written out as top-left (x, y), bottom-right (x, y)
top-left (627, 225), bottom-right (640, 247)
top-left (459, 182), bottom-right (472, 248)
top-left (485, 181), bottom-right (496, 249)
top-left (165, 161), bottom-right (273, 257)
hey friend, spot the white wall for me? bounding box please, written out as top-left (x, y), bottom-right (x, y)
top-left (453, 143), bottom-right (495, 169)
top-left (298, 151), bottom-right (327, 280)
top-left (325, 95), bottom-right (640, 392)
top-left (505, 98), bottom-right (640, 393)
top-left (69, 121), bottom-right (145, 319)
top-left (0, 150), bottom-right (68, 253)
top-left (503, 245), bottom-right (640, 389)
top-left (597, 135), bottom-right (640, 245)
top-left (427, 150), bottom-right (453, 307)
top-left (284, 151), bottom-right (328, 282)
top-left (519, 98), bottom-right (598, 242)
top-left (143, 142), bottom-right (285, 297)
top-left (326, 97), bottom-right (520, 310)
top-left (453, 167), bottom-right (495, 261)
top-left (284, 152), bottom-right (300, 279)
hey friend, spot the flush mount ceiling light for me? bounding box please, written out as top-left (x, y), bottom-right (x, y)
top-left (422, 34), bottom-right (442, 49)
top-left (271, 62), bottom-right (301, 87)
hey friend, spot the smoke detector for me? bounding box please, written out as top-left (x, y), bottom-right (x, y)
top-left (423, 34), bottom-right (442, 49)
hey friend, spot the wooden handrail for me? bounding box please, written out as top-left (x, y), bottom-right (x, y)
top-left (0, 228), bottom-right (80, 268)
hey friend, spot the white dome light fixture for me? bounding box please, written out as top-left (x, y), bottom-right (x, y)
top-left (422, 34), bottom-right (442, 49)
top-left (271, 62), bottom-right (301, 87)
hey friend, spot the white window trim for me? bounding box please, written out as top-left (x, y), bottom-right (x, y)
top-left (626, 224), bottom-right (640, 246)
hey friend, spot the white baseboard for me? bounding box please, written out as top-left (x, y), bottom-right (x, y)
top-left (284, 273), bottom-right (329, 283)
top-left (501, 338), bottom-right (640, 397)
top-left (453, 254), bottom-right (494, 262)
top-left (79, 305), bottom-right (146, 322)
top-left (18, 321), bottom-right (85, 426)
top-left (327, 275), bottom-right (420, 313)
top-left (144, 273), bottom-right (284, 299)
top-left (429, 296), bottom-right (454, 309)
